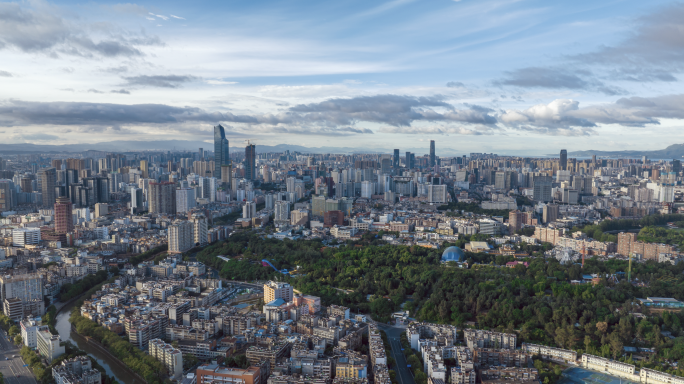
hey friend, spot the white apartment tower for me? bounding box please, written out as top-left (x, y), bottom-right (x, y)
top-left (168, 221), bottom-right (194, 254)
top-left (192, 213), bottom-right (208, 247)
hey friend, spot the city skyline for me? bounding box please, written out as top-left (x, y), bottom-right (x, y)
top-left (2, 0), bottom-right (684, 154)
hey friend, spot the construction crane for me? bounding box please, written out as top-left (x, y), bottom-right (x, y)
top-left (628, 252), bottom-right (633, 282)
top-left (582, 244), bottom-right (586, 269)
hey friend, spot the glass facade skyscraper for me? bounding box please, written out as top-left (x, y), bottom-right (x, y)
top-left (245, 143), bottom-right (256, 180)
top-left (429, 140), bottom-right (436, 167)
top-left (214, 124), bottom-right (229, 178)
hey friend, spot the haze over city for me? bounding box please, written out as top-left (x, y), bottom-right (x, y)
top-left (2, 0), bottom-right (684, 154)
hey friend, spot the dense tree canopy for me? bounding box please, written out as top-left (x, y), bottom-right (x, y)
top-left (197, 231), bottom-right (684, 376)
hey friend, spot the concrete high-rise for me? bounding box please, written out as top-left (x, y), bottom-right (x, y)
top-left (543, 204), bottom-right (559, 224)
top-left (429, 140), bottom-right (436, 167)
top-left (140, 160), bottom-right (149, 179)
top-left (274, 200), bottom-right (290, 222)
top-left (264, 281), bottom-right (293, 303)
top-left (168, 221), bottom-right (194, 253)
top-left (39, 167), bottom-right (57, 208)
top-left (176, 188), bottom-right (196, 213)
top-left (54, 197), bottom-right (73, 234)
top-left (130, 187), bottom-right (143, 214)
top-left (560, 149), bottom-right (568, 171)
top-left (533, 177), bottom-right (552, 202)
top-left (221, 165), bottom-right (232, 189)
top-left (214, 124), bottom-right (230, 178)
top-left (192, 213), bottom-right (208, 247)
top-left (245, 143), bottom-right (256, 181)
top-left (0, 179), bottom-right (14, 212)
top-left (149, 182), bottom-right (176, 215)
top-left (20, 178), bottom-right (32, 193)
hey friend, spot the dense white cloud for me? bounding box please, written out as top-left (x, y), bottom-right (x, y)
top-left (0, 2), bottom-right (161, 58)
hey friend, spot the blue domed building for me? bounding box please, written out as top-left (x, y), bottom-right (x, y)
top-left (441, 246), bottom-right (465, 263)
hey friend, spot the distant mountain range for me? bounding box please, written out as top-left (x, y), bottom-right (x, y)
top-left (566, 143), bottom-right (684, 159)
top-left (0, 141), bottom-right (458, 155)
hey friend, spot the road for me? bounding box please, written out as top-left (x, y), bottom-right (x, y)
top-left (378, 324), bottom-right (416, 384)
top-left (0, 330), bottom-right (37, 384)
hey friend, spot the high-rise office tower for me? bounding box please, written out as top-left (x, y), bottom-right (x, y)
top-left (533, 176), bottom-right (553, 202)
top-left (39, 168), bottom-right (57, 208)
top-left (221, 165), bottom-right (232, 189)
top-left (0, 179), bottom-right (15, 212)
top-left (673, 159), bottom-right (682, 174)
top-left (560, 149), bottom-right (568, 171)
top-left (198, 148), bottom-right (204, 161)
top-left (393, 149), bottom-right (400, 170)
top-left (149, 182), bottom-right (177, 214)
top-left (65, 169), bottom-right (78, 198)
top-left (245, 143), bottom-right (256, 180)
top-left (405, 152), bottom-right (411, 169)
top-left (214, 124), bottom-right (230, 178)
top-left (429, 140), bottom-right (436, 167)
top-left (130, 187), bottom-right (143, 214)
top-left (140, 160), bottom-right (149, 179)
top-left (54, 197), bottom-right (73, 234)
top-left (20, 178), bottom-right (32, 193)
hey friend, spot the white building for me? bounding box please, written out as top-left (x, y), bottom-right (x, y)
top-left (243, 202), bottom-right (256, 219)
top-left (168, 221), bottom-right (194, 254)
top-left (149, 339), bottom-right (183, 379)
top-left (37, 328), bottom-right (64, 363)
top-left (427, 185), bottom-right (448, 204)
top-left (274, 201), bottom-right (290, 222)
top-left (12, 228), bottom-right (41, 247)
top-left (21, 317), bottom-right (47, 348)
top-left (192, 213), bottom-right (208, 247)
top-left (176, 188), bottom-right (197, 213)
top-left (361, 181), bottom-right (376, 199)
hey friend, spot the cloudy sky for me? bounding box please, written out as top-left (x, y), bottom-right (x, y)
top-left (2, 0), bottom-right (684, 155)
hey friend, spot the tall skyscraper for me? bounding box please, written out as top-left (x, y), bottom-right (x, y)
top-left (131, 187), bottom-right (143, 214)
top-left (245, 143), bottom-right (256, 181)
top-left (140, 160), bottom-right (149, 179)
top-left (214, 124), bottom-right (230, 178)
top-left (429, 140), bottom-right (436, 167)
top-left (405, 151), bottom-right (411, 169)
top-left (560, 149), bottom-right (568, 171)
top-left (393, 149), bottom-right (400, 170)
top-left (149, 182), bottom-right (176, 215)
top-left (0, 179), bottom-right (14, 213)
top-left (54, 197), bottom-right (73, 234)
top-left (39, 168), bottom-right (57, 208)
top-left (20, 178), bottom-right (32, 193)
top-left (198, 148), bottom-right (204, 161)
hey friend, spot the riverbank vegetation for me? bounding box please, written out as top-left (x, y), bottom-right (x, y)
top-left (59, 270), bottom-right (110, 301)
top-left (70, 309), bottom-right (167, 384)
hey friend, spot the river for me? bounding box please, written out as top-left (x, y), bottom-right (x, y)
top-left (55, 301), bottom-right (143, 384)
